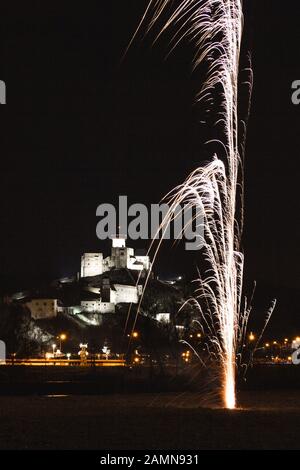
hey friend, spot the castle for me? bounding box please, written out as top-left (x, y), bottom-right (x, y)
top-left (26, 237), bottom-right (151, 319)
top-left (80, 236), bottom-right (150, 277)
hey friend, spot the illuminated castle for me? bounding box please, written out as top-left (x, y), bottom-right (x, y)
top-left (81, 236), bottom-right (150, 278)
top-left (26, 237), bottom-right (151, 320)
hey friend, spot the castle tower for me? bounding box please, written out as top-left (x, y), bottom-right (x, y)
top-left (111, 235), bottom-right (126, 248)
top-left (81, 253), bottom-right (103, 277)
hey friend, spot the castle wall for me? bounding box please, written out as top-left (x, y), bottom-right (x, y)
top-left (114, 284), bottom-right (139, 304)
top-left (81, 253), bottom-right (103, 277)
top-left (27, 299), bottom-right (58, 320)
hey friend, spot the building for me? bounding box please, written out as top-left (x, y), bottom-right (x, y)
top-left (81, 253), bottom-right (103, 278)
top-left (134, 250), bottom-right (151, 271)
top-left (103, 237), bottom-right (149, 272)
top-left (80, 279), bottom-right (142, 313)
top-left (26, 299), bottom-right (59, 320)
top-left (80, 299), bottom-right (115, 314)
top-left (80, 299), bottom-right (102, 313)
top-left (101, 277), bottom-right (142, 304)
top-left (99, 302), bottom-right (116, 313)
top-left (28, 239), bottom-right (149, 321)
top-left (81, 237), bottom-right (150, 278)
top-left (156, 313), bottom-right (171, 323)
top-left (111, 284), bottom-right (140, 304)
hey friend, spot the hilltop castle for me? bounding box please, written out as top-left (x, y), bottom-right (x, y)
top-left (80, 236), bottom-right (150, 278)
top-left (26, 237), bottom-right (151, 319)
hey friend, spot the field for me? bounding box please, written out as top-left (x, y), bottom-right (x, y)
top-left (1, 391), bottom-right (300, 450)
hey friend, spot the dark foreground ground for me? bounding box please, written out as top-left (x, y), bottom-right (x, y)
top-left (1, 391), bottom-right (300, 450)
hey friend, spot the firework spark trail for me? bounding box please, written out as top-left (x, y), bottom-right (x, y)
top-left (164, 160), bottom-right (243, 410)
top-left (125, 1), bottom-right (274, 409)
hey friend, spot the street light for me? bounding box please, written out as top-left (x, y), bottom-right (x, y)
top-left (132, 331), bottom-right (139, 339)
top-left (249, 332), bottom-right (255, 342)
top-left (58, 333), bottom-right (67, 352)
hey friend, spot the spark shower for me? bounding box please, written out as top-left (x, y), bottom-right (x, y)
top-left (127, 0), bottom-right (268, 409)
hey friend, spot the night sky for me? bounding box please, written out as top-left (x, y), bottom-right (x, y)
top-left (0, 1), bottom-right (299, 331)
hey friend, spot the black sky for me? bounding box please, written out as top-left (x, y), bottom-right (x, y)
top-left (0, 0), bottom-right (299, 322)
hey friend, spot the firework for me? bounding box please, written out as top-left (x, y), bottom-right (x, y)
top-left (126, 1), bottom-right (274, 409)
